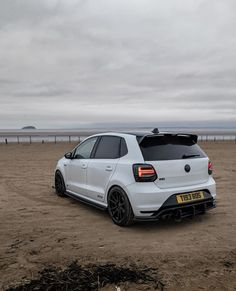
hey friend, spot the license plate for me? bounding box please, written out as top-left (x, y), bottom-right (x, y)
top-left (176, 191), bottom-right (205, 204)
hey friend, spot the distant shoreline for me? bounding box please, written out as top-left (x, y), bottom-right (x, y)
top-left (0, 127), bottom-right (236, 136)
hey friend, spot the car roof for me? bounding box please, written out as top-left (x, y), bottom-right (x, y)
top-left (91, 129), bottom-right (198, 143)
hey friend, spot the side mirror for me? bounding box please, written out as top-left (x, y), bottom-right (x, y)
top-left (64, 152), bottom-right (73, 159)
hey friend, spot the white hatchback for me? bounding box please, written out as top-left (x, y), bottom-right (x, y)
top-left (54, 129), bottom-right (216, 226)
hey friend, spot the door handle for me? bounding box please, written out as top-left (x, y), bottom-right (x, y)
top-left (81, 164), bottom-right (87, 169)
top-left (105, 166), bottom-right (113, 171)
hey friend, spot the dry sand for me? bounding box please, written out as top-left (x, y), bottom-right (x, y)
top-left (0, 142), bottom-right (235, 290)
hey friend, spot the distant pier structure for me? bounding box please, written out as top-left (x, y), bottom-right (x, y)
top-left (0, 129), bottom-right (100, 144)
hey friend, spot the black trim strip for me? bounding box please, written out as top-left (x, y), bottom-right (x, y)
top-left (65, 191), bottom-right (107, 211)
top-left (90, 136), bottom-right (102, 158)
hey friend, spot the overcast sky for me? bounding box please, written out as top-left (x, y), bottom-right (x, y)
top-left (0, 0), bottom-right (236, 129)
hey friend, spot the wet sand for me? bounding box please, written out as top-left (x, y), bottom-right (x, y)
top-left (0, 142), bottom-right (235, 290)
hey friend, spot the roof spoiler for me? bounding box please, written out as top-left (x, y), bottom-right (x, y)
top-left (139, 132), bottom-right (198, 144)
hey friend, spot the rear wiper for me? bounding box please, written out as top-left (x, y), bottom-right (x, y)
top-left (182, 154), bottom-right (200, 159)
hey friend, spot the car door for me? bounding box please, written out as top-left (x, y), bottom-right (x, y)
top-left (86, 136), bottom-right (122, 202)
top-left (66, 136), bottom-right (98, 197)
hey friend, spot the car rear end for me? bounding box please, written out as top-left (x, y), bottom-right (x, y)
top-left (125, 133), bottom-right (216, 221)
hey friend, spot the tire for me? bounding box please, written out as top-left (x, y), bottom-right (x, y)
top-left (55, 171), bottom-right (66, 197)
top-left (107, 186), bottom-right (134, 226)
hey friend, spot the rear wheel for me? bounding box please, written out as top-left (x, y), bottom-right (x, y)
top-left (55, 171), bottom-right (66, 197)
top-left (107, 186), bottom-right (134, 226)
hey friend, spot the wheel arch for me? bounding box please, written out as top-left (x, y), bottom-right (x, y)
top-left (55, 165), bottom-right (67, 188)
top-left (55, 161), bottom-right (66, 181)
top-left (55, 168), bottom-right (63, 177)
top-left (105, 183), bottom-right (133, 206)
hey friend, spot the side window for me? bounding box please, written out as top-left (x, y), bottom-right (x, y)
top-left (94, 136), bottom-right (121, 159)
top-left (73, 137), bottom-right (97, 159)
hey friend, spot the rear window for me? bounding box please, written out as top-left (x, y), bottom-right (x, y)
top-left (139, 135), bottom-right (206, 161)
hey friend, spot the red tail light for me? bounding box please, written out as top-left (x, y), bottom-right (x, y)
top-left (133, 164), bottom-right (157, 182)
top-left (208, 161), bottom-right (213, 175)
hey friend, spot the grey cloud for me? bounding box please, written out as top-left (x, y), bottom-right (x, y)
top-left (0, 0), bottom-right (236, 128)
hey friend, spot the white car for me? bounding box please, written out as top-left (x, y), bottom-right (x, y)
top-left (54, 129), bottom-right (216, 226)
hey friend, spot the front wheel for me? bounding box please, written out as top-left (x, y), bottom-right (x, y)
top-left (107, 186), bottom-right (134, 226)
top-left (55, 171), bottom-right (66, 197)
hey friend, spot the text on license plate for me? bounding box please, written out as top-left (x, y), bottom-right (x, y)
top-left (176, 191), bottom-right (204, 204)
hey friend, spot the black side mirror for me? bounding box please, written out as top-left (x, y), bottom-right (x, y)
top-left (64, 152), bottom-right (73, 159)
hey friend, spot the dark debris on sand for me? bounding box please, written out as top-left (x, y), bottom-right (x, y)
top-left (6, 261), bottom-right (164, 291)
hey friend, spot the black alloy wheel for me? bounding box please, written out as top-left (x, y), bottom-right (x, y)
top-left (55, 171), bottom-right (66, 197)
top-left (108, 186), bottom-right (134, 226)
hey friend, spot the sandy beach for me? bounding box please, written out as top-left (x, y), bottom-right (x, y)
top-left (0, 141), bottom-right (235, 290)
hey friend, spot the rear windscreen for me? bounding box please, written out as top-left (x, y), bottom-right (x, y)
top-left (139, 135), bottom-right (206, 161)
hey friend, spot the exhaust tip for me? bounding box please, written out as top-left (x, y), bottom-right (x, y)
top-left (174, 209), bottom-right (182, 222)
top-left (161, 213), bottom-right (172, 220)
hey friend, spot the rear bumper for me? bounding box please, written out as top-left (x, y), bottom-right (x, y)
top-left (125, 177), bottom-right (216, 217)
top-left (134, 193), bottom-right (216, 221)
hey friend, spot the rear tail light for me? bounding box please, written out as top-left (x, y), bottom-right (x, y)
top-left (208, 161), bottom-right (213, 175)
top-left (133, 164), bottom-right (157, 182)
